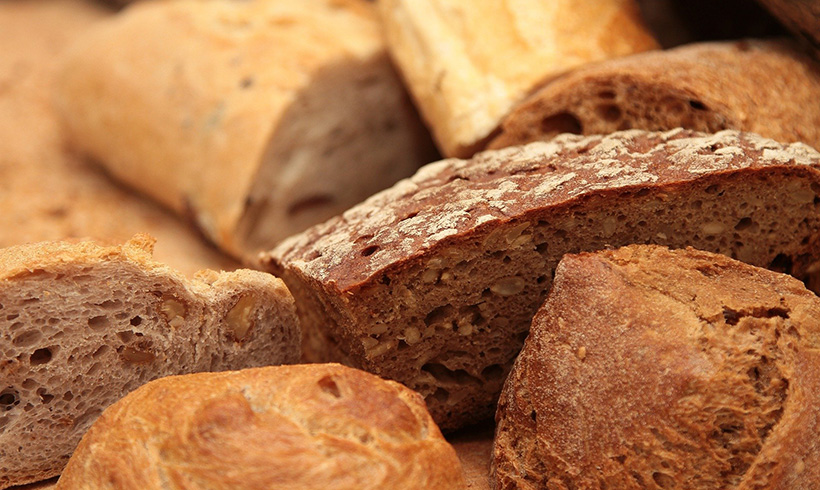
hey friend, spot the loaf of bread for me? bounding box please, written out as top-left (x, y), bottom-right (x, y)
top-left (263, 129), bottom-right (820, 430)
top-left (56, 363), bottom-right (465, 490)
top-left (756, 0), bottom-right (820, 55)
top-left (0, 235), bottom-right (300, 489)
top-left (0, 0), bottom-right (237, 276)
top-left (378, 0), bottom-right (657, 157)
top-left (489, 39), bottom-right (820, 152)
top-left (494, 245), bottom-right (820, 488)
top-left (55, 0), bottom-right (436, 260)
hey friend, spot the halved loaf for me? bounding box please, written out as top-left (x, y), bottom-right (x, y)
top-left (56, 364), bottom-right (465, 490)
top-left (0, 235), bottom-right (300, 489)
top-left (263, 129), bottom-right (820, 430)
top-left (489, 40), bottom-right (820, 152)
top-left (55, 0), bottom-right (436, 260)
top-left (494, 245), bottom-right (820, 488)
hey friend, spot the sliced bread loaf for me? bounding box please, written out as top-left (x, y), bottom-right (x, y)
top-left (494, 245), bottom-right (820, 488)
top-left (0, 235), bottom-right (300, 488)
top-left (263, 129), bottom-right (820, 430)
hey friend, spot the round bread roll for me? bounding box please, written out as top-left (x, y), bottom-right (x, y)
top-left (56, 364), bottom-right (466, 490)
top-left (493, 245), bottom-right (820, 489)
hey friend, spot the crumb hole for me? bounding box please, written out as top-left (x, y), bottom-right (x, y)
top-left (689, 100), bottom-right (707, 110)
top-left (653, 471), bottom-right (675, 488)
top-left (317, 376), bottom-right (342, 398)
top-left (30, 348), bottom-right (52, 365)
top-left (540, 112), bottom-right (582, 135)
top-left (130, 316), bottom-right (142, 326)
top-left (597, 104), bottom-right (622, 122)
top-left (0, 390), bottom-right (19, 410)
top-left (88, 315), bottom-right (109, 331)
top-left (735, 217), bottom-right (754, 231)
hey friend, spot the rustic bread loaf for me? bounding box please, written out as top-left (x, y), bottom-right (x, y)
top-left (263, 129), bottom-right (820, 430)
top-left (0, 235), bottom-right (300, 489)
top-left (55, 0), bottom-right (436, 260)
top-left (378, 0), bottom-right (657, 157)
top-left (489, 40), bottom-right (820, 152)
top-left (56, 363), bottom-right (465, 490)
top-left (494, 245), bottom-right (820, 489)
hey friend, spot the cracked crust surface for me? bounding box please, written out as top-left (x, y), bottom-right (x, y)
top-left (493, 245), bottom-right (820, 489)
top-left (56, 364), bottom-right (465, 490)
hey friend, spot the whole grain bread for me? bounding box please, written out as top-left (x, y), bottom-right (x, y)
top-left (0, 235), bottom-right (300, 489)
top-left (263, 129), bottom-right (820, 430)
top-left (493, 245), bottom-right (820, 489)
top-left (56, 363), bottom-right (465, 490)
top-left (378, 0), bottom-right (657, 157)
top-left (489, 39), bottom-right (820, 152)
top-left (55, 0), bottom-right (436, 260)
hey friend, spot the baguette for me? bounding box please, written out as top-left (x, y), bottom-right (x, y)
top-left (263, 129), bottom-right (820, 430)
top-left (494, 245), bottom-right (820, 488)
top-left (0, 236), bottom-right (300, 488)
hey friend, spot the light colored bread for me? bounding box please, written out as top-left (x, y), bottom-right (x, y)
top-left (489, 39), bottom-right (820, 152)
top-left (55, 363), bottom-right (465, 490)
top-left (0, 0), bottom-right (237, 276)
top-left (0, 236), bottom-right (300, 489)
top-left (378, 0), bottom-right (658, 157)
top-left (55, 0), bottom-right (436, 260)
top-left (494, 245), bottom-right (820, 488)
top-left (263, 129), bottom-right (820, 430)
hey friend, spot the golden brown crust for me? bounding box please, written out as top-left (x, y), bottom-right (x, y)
top-left (57, 364), bottom-right (466, 490)
top-left (489, 39), bottom-right (820, 152)
top-left (493, 245), bottom-right (820, 488)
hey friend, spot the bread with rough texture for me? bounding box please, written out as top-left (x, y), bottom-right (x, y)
top-left (56, 363), bottom-right (465, 490)
top-left (494, 245), bottom-right (820, 489)
top-left (263, 129), bottom-right (820, 430)
top-left (55, 0), bottom-right (435, 260)
top-left (378, 0), bottom-right (657, 157)
top-left (0, 235), bottom-right (300, 489)
top-left (489, 40), bottom-right (820, 152)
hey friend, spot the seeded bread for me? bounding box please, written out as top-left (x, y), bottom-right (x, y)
top-left (263, 129), bottom-right (820, 430)
top-left (378, 0), bottom-right (658, 157)
top-left (494, 245), bottom-right (820, 489)
top-left (489, 40), bottom-right (820, 152)
top-left (56, 363), bottom-right (464, 490)
top-left (55, 0), bottom-right (435, 260)
top-left (0, 235), bottom-right (300, 489)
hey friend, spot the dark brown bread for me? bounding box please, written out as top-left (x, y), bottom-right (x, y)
top-left (493, 245), bottom-right (820, 489)
top-left (756, 0), bottom-right (820, 55)
top-left (56, 364), bottom-right (465, 490)
top-left (488, 40), bottom-right (820, 152)
top-left (263, 129), bottom-right (820, 430)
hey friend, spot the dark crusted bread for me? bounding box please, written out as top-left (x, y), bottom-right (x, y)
top-left (262, 129), bottom-right (820, 430)
top-left (756, 0), bottom-right (820, 55)
top-left (0, 235), bottom-right (300, 489)
top-left (56, 364), bottom-right (465, 490)
top-left (488, 40), bottom-right (820, 152)
top-left (493, 245), bottom-right (820, 489)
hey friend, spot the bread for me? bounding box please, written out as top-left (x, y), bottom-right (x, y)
top-left (378, 0), bottom-right (658, 157)
top-left (756, 0), bottom-right (820, 55)
top-left (448, 422), bottom-right (494, 490)
top-left (489, 39), bottom-right (820, 152)
top-left (0, 0), bottom-right (237, 276)
top-left (493, 245), bottom-right (820, 489)
top-left (262, 129), bottom-right (820, 430)
top-left (55, 0), bottom-right (436, 260)
top-left (55, 363), bottom-right (465, 490)
top-left (0, 235), bottom-right (300, 489)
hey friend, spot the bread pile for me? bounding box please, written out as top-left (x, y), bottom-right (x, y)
top-left (3, 0), bottom-right (820, 489)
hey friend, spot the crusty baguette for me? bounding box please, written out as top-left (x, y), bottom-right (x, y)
top-left (0, 235), bottom-right (300, 489)
top-left (56, 364), bottom-right (465, 490)
top-left (494, 245), bottom-right (820, 489)
top-left (489, 39), bottom-right (820, 152)
top-left (378, 0), bottom-right (658, 157)
top-left (55, 0), bottom-right (436, 260)
top-left (263, 129), bottom-right (820, 430)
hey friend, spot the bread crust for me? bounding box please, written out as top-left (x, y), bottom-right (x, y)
top-left (756, 0), bottom-right (820, 54)
top-left (489, 39), bottom-right (820, 152)
top-left (0, 236), bottom-right (300, 488)
top-left (263, 129), bottom-right (820, 430)
top-left (493, 245), bottom-right (820, 488)
top-left (56, 364), bottom-right (465, 490)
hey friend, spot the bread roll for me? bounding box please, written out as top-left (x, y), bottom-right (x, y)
top-left (55, 0), bottom-right (436, 260)
top-left (263, 129), bottom-right (820, 430)
top-left (56, 364), bottom-right (465, 490)
top-left (0, 236), bottom-right (300, 488)
top-left (489, 39), bottom-right (820, 152)
top-left (379, 0), bottom-right (658, 157)
top-left (494, 245), bottom-right (820, 488)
